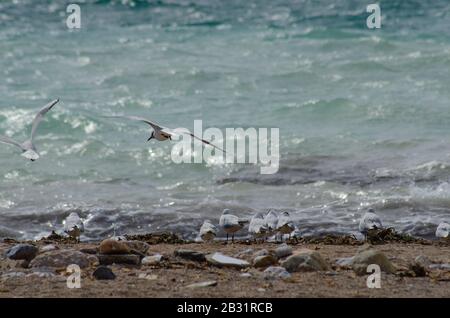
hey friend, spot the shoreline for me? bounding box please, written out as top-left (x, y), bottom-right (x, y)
top-left (1, 233), bottom-right (450, 298)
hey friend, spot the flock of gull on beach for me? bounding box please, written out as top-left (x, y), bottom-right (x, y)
top-left (1, 100), bottom-right (450, 243)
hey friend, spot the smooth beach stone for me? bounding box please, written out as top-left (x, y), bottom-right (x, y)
top-left (263, 266), bottom-right (291, 280)
top-left (335, 257), bottom-right (354, 267)
top-left (174, 249), bottom-right (206, 262)
top-left (30, 250), bottom-right (91, 269)
top-left (281, 249), bottom-right (330, 272)
top-left (99, 239), bottom-right (130, 255)
top-left (123, 240), bottom-right (150, 254)
top-left (40, 244), bottom-right (58, 253)
top-left (274, 244), bottom-right (293, 259)
top-left (93, 266), bottom-right (116, 280)
top-left (351, 249), bottom-right (396, 275)
top-left (6, 244), bottom-right (38, 261)
top-left (206, 252), bottom-right (250, 269)
top-left (141, 254), bottom-right (163, 265)
top-left (253, 249), bottom-right (269, 258)
top-left (97, 254), bottom-right (140, 265)
top-left (186, 280), bottom-right (217, 288)
top-left (253, 254), bottom-right (278, 268)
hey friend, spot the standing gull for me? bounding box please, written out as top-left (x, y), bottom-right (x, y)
top-left (264, 210), bottom-right (279, 239)
top-left (277, 211), bottom-right (295, 241)
top-left (0, 99), bottom-right (59, 161)
top-left (105, 115), bottom-right (226, 153)
top-left (63, 212), bottom-right (84, 242)
top-left (199, 220), bottom-right (217, 242)
top-left (435, 222), bottom-right (450, 239)
top-left (359, 208), bottom-right (383, 238)
top-left (219, 209), bottom-right (246, 242)
top-left (248, 212), bottom-right (269, 241)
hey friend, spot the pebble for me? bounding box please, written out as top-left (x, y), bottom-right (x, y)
top-left (30, 250), bottom-right (92, 269)
top-left (186, 280), bottom-right (218, 288)
top-left (253, 249), bottom-right (269, 258)
top-left (351, 249), bottom-right (396, 275)
top-left (138, 273), bottom-right (158, 280)
top-left (40, 245), bottom-right (58, 253)
top-left (99, 239), bottom-right (130, 255)
top-left (174, 249), bottom-right (206, 262)
top-left (240, 273), bottom-right (252, 278)
top-left (93, 266), bottom-right (116, 280)
top-left (281, 249), bottom-right (330, 272)
top-left (6, 244), bottom-right (38, 261)
top-left (274, 244), bottom-right (293, 259)
top-left (234, 248), bottom-right (254, 258)
top-left (335, 257), bottom-right (354, 267)
top-left (253, 254), bottom-right (278, 268)
top-left (123, 240), bottom-right (150, 254)
top-left (142, 254), bottom-right (163, 265)
top-left (97, 254), bottom-right (140, 265)
top-left (429, 263), bottom-right (450, 270)
top-left (206, 252), bottom-right (250, 269)
top-left (414, 255), bottom-right (431, 268)
top-left (263, 266), bottom-right (291, 280)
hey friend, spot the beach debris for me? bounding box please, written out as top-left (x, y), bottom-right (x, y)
top-left (5, 244), bottom-right (38, 261)
top-left (253, 254), bottom-right (278, 268)
top-left (435, 222), bottom-right (450, 239)
top-left (281, 249), bottom-right (330, 272)
top-left (351, 249), bottom-right (396, 275)
top-left (248, 213), bottom-right (269, 241)
top-left (93, 266), bottom-right (116, 280)
top-left (97, 254), bottom-right (140, 266)
top-left (63, 212), bottom-right (84, 241)
top-left (199, 220), bottom-right (217, 242)
top-left (141, 254), bottom-right (163, 265)
top-left (219, 209), bottom-right (247, 242)
top-left (30, 250), bottom-right (92, 269)
top-left (186, 280), bottom-right (218, 289)
top-left (365, 228), bottom-right (426, 244)
top-left (274, 243), bottom-right (293, 259)
top-left (174, 249), bottom-right (206, 262)
top-left (263, 266), bottom-right (291, 280)
top-left (124, 232), bottom-right (184, 244)
top-left (277, 212), bottom-right (295, 240)
top-left (99, 239), bottom-right (130, 255)
top-left (206, 252), bottom-right (250, 269)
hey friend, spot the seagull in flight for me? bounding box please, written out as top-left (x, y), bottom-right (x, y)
top-left (106, 115), bottom-right (226, 153)
top-left (0, 99), bottom-right (59, 161)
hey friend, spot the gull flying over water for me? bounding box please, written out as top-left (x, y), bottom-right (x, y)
top-left (359, 208), bottom-right (383, 238)
top-left (106, 115), bottom-right (226, 153)
top-left (199, 220), bottom-right (217, 242)
top-left (63, 212), bottom-right (84, 241)
top-left (219, 209), bottom-right (247, 242)
top-left (0, 99), bottom-right (59, 161)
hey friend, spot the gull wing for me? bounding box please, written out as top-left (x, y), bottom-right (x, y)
top-left (0, 135), bottom-right (25, 150)
top-left (106, 115), bottom-right (165, 132)
top-left (30, 99), bottom-right (59, 140)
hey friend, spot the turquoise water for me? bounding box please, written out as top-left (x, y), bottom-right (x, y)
top-left (1, 0), bottom-right (450, 239)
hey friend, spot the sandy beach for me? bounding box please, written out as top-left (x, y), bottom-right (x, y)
top-left (1, 233), bottom-right (449, 298)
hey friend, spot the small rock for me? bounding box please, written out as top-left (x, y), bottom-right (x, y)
top-left (240, 273), bottom-right (252, 278)
top-left (174, 249), bottom-right (206, 262)
top-left (281, 249), bottom-right (330, 272)
top-left (429, 263), bottom-right (450, 270)
top-left (234, 248), bottom-right (254, 258)
top-left (6, 244), bottom-right (38, 261)
top-left (142, 254), bottom-right (163, 265)
top-left (253, 249), bottom-right (269, 257)
top-left (30, 250), bottom-right (92, 269)
top-left (257, 288), bottom-right (266, 292)
top-left (97, 254), bottom-right (140, 265)
top-left (263, 266), bottom-right (291, 280)
top-left (99, 239), bottom-right (130, 255)
top-left (253, 254), bottom-right (278, 268)
top-left (414, 255), bottom-right (431, 268)
top-left (1, 271), bottom-right (26, 279)
top-left (138, 273), bottom-right (158, 280)
top-left (40, 245), bottom-right (58, 253)
top-left (186, 280), bottom-right (218, 288)
top-left (274, 244), bottom-right (293, 259)
top-left (93, 266), bottom-right (116, 280)
top-left (335, 257), bottom-right (354, 267)
top-left (206, 252), bottom-right (250, 269)
top-left (123, 240), bottom-right (150, 254)
top-left (352, 249), bottom-right (396, 275)
top-left (79, 248), bottom-right (98, 255)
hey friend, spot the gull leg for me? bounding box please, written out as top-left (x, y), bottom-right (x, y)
top-left (232, 234), bottom-right (235, 243)
top-left (226, 233), bottom-right (229, 242)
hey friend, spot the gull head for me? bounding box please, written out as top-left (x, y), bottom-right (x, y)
top-left (21, 149), bottom-right (40, 161)
top-left (222, 209), bottom-right (231, 215)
